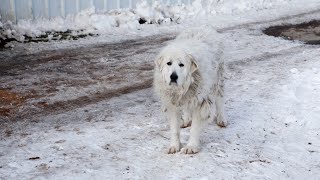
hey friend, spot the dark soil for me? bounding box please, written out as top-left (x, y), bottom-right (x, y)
top-left (0, 89), bottom-right (28, 117)
top-left (263, 20), bottom-right (320, 45)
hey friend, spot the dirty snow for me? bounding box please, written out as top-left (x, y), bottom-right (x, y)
top-left (1, 0), bottom-right (320, 179)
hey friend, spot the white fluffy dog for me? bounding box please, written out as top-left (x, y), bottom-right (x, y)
top-left (153, 25), bottom-right (227, 154)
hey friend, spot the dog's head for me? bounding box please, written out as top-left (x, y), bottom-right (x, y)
top-left (155, 49), bottom-right (198, 89)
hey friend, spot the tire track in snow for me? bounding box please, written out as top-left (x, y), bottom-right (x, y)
top-left (218, 8), bottom-right (320, 32)
top-left (0, 35), bottom-right (174, 121)
top-left (18, 79), bottom-right (153, 121)
top-left (227, 45), bottom-right (320, 70)
top-left (0, 35), bottom-right (174, 75)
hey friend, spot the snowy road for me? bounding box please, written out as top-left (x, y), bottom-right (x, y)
top-left (1, 8), bottom-right (320, 180)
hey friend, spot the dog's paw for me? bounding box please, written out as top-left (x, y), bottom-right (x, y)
top-left (167, 145), bottom-right (180, 154)
top-left (181, 146), bottom-right (199, 154)
top-left (216, 116), bottom-right (228, 127)
top-left (217, 120), bottom-right (227, 127)
top-left (180, 120), bottom-right (192, 128)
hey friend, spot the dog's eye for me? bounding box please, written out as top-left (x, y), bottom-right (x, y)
top-left (179, 63), bottom-right (184, 67)
top-left (167, 62), bottom-right (172, 66)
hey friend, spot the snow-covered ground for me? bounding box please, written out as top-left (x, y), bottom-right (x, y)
top-left (1, 0), bottom-right (320, 179)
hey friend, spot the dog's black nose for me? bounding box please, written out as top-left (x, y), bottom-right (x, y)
top-left (170, 72), bottom-right (178, 82)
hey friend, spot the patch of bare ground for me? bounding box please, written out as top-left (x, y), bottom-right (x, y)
top-left (263, 20), bottom-right (320, 45)
top-left (0, 89), bottom-right (28, 117)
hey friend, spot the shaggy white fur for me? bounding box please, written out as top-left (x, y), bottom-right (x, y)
top-left (153, 25), bottom-right (227, 154)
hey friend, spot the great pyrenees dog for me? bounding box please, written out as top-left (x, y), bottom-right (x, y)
top-left (153, 25), bottom-right (227, 154)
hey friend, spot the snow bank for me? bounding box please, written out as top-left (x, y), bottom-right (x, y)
top-left (0, 15), bottom-right (4, 40)
top-left (190, 0), bottom-right (291, 15)
top-left (0, 0), bottom-right (291, 42)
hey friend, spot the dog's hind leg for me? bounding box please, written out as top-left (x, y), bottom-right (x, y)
top-left (215, 94), bottom-right (227, 127)
top-left (166, 107), bottom-right (182, 154)
top-left (215, 61), bottom-right (227, 127)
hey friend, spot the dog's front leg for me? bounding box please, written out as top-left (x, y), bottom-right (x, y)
top-left (181, 110), bottom-right (192, 128)
top-left (182, 111), bottom-right (203, 154)
top-left (166, 107), bottom-right (181, 154)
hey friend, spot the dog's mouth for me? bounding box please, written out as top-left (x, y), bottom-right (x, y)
top-left (169, 81), bottom-right (177, 86)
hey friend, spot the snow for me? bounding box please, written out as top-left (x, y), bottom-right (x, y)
top-left (1, 0), bottom-right (320, 179)
top-left (0, 0), bottom-right (300, 42)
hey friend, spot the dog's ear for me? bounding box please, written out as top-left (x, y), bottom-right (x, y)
top-left (155, 56), bottom-right (163, 67)
top-left (188, 54), bottom-right (198, 73)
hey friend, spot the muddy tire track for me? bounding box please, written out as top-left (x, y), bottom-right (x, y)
top-left (0, 36), bottom-right (174, 75)
top-left (18, 79), bottom-right (153, 121)
top-left (0, 35), bottom-right (174, 122)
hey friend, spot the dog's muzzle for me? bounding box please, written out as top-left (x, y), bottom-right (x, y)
top-left (170, 72), bottom-right (178, 84)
